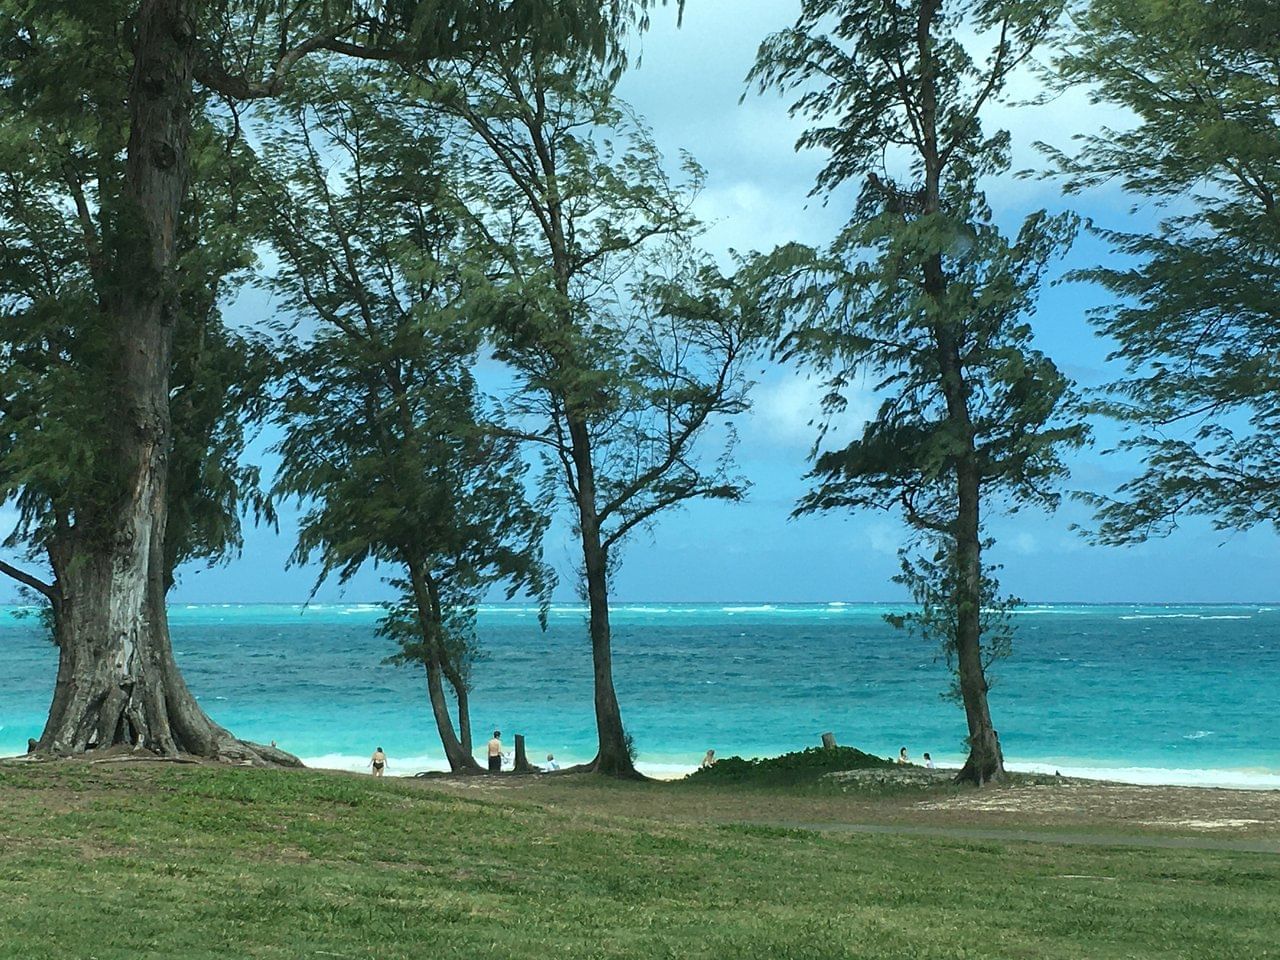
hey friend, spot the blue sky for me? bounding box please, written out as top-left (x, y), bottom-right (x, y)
top-left (14, 1), bottom-right (1280, 605)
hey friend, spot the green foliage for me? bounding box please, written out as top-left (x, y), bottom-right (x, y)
top-left (0, 5), bottom-right (265, 588)
top-left (685, 746), bottom-right (893, 786)
top-left (260, 62), bottom-right (552, 677)
top-left (749, 2), bottom-right (1088, 712)
top-left (886, 536), bottom-right (1018, 701)
top-left (436, 48), bottom-right (762, 562)
top-left (1044, 0), bottom-right (1280, 541)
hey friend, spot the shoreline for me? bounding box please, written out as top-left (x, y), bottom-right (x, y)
top-left (5, 742), bottom-right (1278, 789)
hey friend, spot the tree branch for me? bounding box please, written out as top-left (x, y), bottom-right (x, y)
top-left (0, 560), bottom-right (58, 603)
top-left (195, 26), bottom-right (353, 100)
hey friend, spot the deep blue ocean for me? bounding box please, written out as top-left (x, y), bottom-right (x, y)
top-left (2, 602), bottom-right (1277, 786)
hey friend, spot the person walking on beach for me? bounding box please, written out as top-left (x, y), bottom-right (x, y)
top-left (370, 747), bottom-right (387, 777)
top-left (487, 731), bottom-right (503, 773)
top-left (898, 746), bottom-right (909, 765)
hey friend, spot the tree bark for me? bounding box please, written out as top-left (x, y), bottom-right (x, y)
top-left (915, 0), bottom-right (1002, 787)
top-left (407, 561), bottom-right (482, 773)
top-left (445, 666), bottom-right (474, 758)
top-left (567, 415), bottom-right (639, 778)
top-left (34, 0), bottom-right (295, 767)
top-left (951, 458), bottom-right (1004, 786)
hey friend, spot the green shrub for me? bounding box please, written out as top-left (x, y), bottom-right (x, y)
top-left (683, 746), bottom-right (892, 786)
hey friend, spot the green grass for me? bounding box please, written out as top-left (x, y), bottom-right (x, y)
top-left (1, 764), bottom-right (1278, 959)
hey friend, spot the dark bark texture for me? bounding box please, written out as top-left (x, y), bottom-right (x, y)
top-left (917, 0), bottom-right (1003, 786)
top-left (34, 1), bottom-right (295, 767)
top-left (569, 416), bottom-right (640, 779)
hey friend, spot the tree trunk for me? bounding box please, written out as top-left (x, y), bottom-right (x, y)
top-left (422, 655), bottom-right (481, 772)
top-left (407, 561), bottom-right (482, 773)
top-left (952, 458), bottom-right (1004, 785)
top-left (34, 0), bottom-right (293, 767)
top-left (567, 415), bottom-right (639, 778)
top-left (38, 539), bottom-right (295, 765)
top-left (443, 661), bottom-right (473, 757)
top-left (513, 733), bottom-right (536, 773)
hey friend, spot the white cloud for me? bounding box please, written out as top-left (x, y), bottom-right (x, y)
top-left (745, 371), bottom-right (877, 452)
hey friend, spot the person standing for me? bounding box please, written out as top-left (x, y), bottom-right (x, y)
top-left (487, 731), bottom-right (503, 773)
top-left (370, 747), bottom-right (387, 777)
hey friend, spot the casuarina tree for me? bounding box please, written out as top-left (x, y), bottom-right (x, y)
top-left (261, 64), bottom-right (551, 772)
top-left (431, 47), bottom-right (761, 776)
top-left (0, 0), bottom-right (671, 762)
top-left (750, 0), bottom-right (1088, 784)
top-left (1044, 0), bottom-right (1280, 542)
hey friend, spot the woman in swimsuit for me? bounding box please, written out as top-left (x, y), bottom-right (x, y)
top-left (370, 747), bottom-right (387, 777)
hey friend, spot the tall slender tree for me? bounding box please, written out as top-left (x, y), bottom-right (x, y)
top-left (0, 0), bottom-right (672, 761)
top-left (261, 64), bottom-right (550, 772)
top-left (751, 0), bottom-right (1087, 784)
top-left (1044, 0), bottom-right (1280, 542)
top-left (433, 49), bottom-right (760, 776)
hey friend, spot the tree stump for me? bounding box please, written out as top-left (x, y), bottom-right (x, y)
top-left (513, 734), bottom-right (537, 773)
top-left (821, 732), bottom-right (837, 749)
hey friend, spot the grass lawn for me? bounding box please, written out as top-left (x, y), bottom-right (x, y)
top-left (0, 762), bottom-right (1277, 959)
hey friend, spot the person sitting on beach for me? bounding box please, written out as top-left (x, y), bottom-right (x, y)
top-left (923, 752), bottom-right (935, 770)
top-left (487, 731), bottom-right (503, 773)
top-left (370, 747), bottom-right (387, 777)
top-left (700, 749), bottom-right (716, 769)
top-left (898, 746), bottom-right (909, 765)
top-left (544, 753), bottom-right (560, 772)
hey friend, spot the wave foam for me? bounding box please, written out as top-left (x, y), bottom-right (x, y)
top-left (300, 752), bottom-right (697, 781)
top-left (1007, 761), bottom-right (1280, 790)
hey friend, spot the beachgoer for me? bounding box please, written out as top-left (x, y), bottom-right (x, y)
top-left (700, 749), bottom-right (716, 769)
top-left (370, 747), bottom-right (387, 777)
top-left (923, 752), bottom-right (935, 770)
top-left (544, 753), bottom-right (560, 772)
top-left (487, 731), bottom-right (503, 773)
top-left (898, 746), bottom-right (909, 765)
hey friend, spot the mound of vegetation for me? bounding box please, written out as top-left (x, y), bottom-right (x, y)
top-left (684, 746), bottom-right (894, 786)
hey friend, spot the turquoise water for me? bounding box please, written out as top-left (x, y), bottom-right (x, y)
top-left (2, 602), bottom-right (1277, 786)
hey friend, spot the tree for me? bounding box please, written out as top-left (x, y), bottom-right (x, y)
top-left (0, 7), bottom-right (281, 761)
top-left (1044, 0), bottom-right (1280, 542)
top-left (0, 0), bottom-right (672, 762)
top-left (261, 64), bottom-right (550, 772)
top-left (434, 49), bottom-right (760, 776)
top-left (750, 0), bottom-right (1088, 784)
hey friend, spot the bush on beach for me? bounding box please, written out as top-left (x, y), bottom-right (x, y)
top-left (684, 746), bottom-right (893, 786)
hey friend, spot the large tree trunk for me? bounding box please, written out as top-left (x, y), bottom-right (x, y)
top-left (39, 537), bottom-right (296, 765)
top-left (952, 458), bottom-right (1004, 786)
top-left (567, 416), bottom-right (639, 778)
top-left (34, 0), bottom-right (294, 767)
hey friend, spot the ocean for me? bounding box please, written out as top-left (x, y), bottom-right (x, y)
top-left (1, 602), bottom-right (1277, 787)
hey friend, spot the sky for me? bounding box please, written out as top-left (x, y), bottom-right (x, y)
top-left (12, 1), bottom-right (1280, 605)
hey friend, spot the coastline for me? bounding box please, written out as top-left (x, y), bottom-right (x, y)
top-left (4, 740), bottom-right (1278, 789)
top-left (283, 750), bottom-right (1280, 790)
